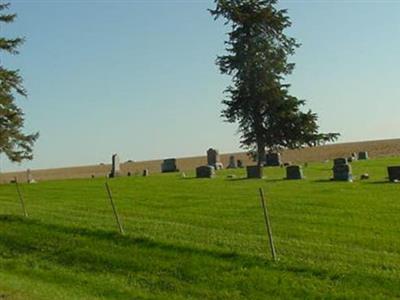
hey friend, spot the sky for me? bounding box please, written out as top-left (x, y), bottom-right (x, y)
top-left (1, 0), bottom-right (400, 172)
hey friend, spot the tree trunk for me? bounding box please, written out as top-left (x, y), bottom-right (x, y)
top-left (257, 139), bottom-right (266, 167)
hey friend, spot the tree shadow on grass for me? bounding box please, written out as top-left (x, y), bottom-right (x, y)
top-left (0, 214), bottom-right (280, 297)
top-left (0, 215), bottom-right (274, 272)
top-left (226, 177), bottom-right (286, 183)
top-left (0, 214), bottom-right (361, 298)
top-left (313, 179), bottom-right (334, 183)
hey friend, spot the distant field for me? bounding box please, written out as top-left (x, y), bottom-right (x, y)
top-left (2, 138), bottom-right (400, 183)
top-left (0, 157), bottom-right (399, 299)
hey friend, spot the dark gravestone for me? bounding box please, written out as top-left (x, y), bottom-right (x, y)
top-left (237, 160), bottom-right (243, 168)
top-left (227, 155), bottom-right (237, 169)
top-left (143, 169), bottom-right (149, 177)
top-left (247, 165), bottom-right (263, 179)
top-left (109, 154), bottom-right (120, 178)
top-left (358, 151), bottom-right (368, 160)
top-left (334, 157), bottom-right (348, 166)
top-left (196, 165), bottom-right (215, 178)
top-left (333, 163), bottom-right (352, 181)
top-left (265, 153), bottom-right (281, 167)
top-left (387, 166), bottom-right (400, 182)
top-left (207, 148), bottom-right (223, 170)
top-left (286, 165), bottom-right (303, 180)
top-left (161, 158), bottom-right (178, 173)
top-left (348, 156), bottom-right (353, 163)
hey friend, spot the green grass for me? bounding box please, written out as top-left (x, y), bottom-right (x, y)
top-left (0, 157), bottom-right (400, 299)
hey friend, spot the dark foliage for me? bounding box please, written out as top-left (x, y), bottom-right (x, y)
top-left (210, 0), bottom-right (339, 164)
top-left (0, 2), bottom-right (38, 162)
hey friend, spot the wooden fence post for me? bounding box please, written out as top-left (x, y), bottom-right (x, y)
top-left (259, 187), bottom-right (277, 261)
top-left (105, 182), bottom-right (125, 235)
top-left (14, 177), bottom-right (28, 217)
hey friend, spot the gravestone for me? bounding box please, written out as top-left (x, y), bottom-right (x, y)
top-left (351, 152), bottom-right (358, 160)
top-left (334, 157), bottom-right (348, 166)
top-left (286, 165), bottom-right (303, 180)
top-left (333, 163), bottom-right (352, 181)
top-left (109, 154), bottom-right (120, 178)
top-left (227, 155), bottom-right (237, 169)
top-left (387, 166), bottom-right (400, 182)
top-left (358, 151), bottom-right (368, 160)
top-left (196, 165), bottom-right (215, 178)
top-left (207, 148), bottom-right (223, 169)
top-left (237, 160), bottom-right (243, 168)
top-left (265, 153), bottom-right (281, 166)
top-left (143, 169), bottom-right (149, 177)
top-left (161, 158), bottom-right (178, 173)
top-left (246, 165), bottom-right (263, 179)
top-left (26, 169), bottom-right (35, 183)
top-left (347, 156), bottom-right (353, 163)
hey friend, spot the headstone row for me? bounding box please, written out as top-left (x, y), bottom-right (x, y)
top-left (106, 149), bottom-right (373, 181)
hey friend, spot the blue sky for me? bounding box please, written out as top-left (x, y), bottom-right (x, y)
top-left (1, 0), bottom-right (400, 171)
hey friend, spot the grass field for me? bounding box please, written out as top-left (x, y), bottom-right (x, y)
top-left (0, 157), bottom-right (400, 299)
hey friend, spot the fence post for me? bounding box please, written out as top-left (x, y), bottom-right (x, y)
top-left (259, 187), bottom-right (277, 261)
top-left (14, 177), bottom-right (28, 217)
top-left (105, 182), bottom-right (125, 235)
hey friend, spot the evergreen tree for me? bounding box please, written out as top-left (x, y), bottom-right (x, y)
top-left (0, 2), bottom-right (38, 162)
top-left (210, 0), bottom-right (339, 165)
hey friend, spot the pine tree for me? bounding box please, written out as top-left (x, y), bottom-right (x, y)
top-left (210, 0), bottom-right (339, 166)
top-left (0, 2), bottom-right (38, 162)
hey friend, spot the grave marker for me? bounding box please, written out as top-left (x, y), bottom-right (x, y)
top-left (26, 169), bottom-right (35, 183)
top-left (247, 165), bottom-right (263, 179)
top-left (237, 159), bottom-right (243, 168)
top-left (286, 165), bottom-right (303, 180)
top-left (196, 165), bottom-right (215, 178)
top-left (265, 153), bottom-right (281, 167)
top-left (227, 155), bottom-right (237, 169)
top-left (161, 158), bottom-right (178, 173)
top-left (109, 154), bottom-right (120, 178)
top-left (334, 157), bottom-right (348, 166)
top-left (207, 148), bottom-right (223, 170)
top-left (358, 151), bottom-right (368, 160)
top-left (333, 163), bottom-right (352, 181)
top-left (388, 166), bottom-right (400, 182)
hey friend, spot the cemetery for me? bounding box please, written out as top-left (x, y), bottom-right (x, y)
top-left (0, 1), bottom-right (400, 299)
top-left (1, 151), bottom-right (400, 299)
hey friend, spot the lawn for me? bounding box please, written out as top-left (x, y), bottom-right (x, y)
top-left (0, 157), bottom-right (399, 299)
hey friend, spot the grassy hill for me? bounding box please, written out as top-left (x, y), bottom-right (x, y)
top-left (0, 157), bottom-right (400, 299)
top-left (2, 138), bottom-right (400, 183)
